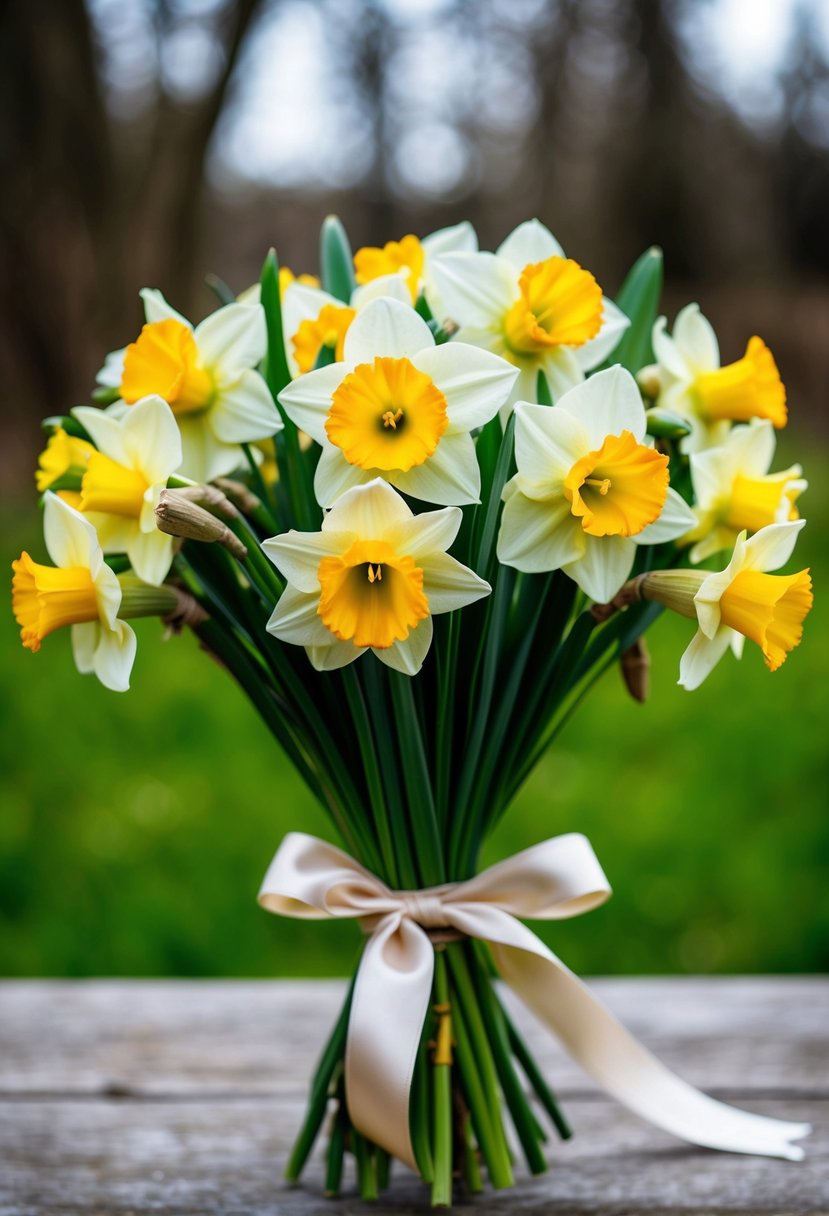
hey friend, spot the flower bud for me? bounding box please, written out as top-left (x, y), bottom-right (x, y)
top-left (155, 489), bottom-right (247, 560)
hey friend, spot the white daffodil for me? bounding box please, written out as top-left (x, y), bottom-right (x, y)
top-left (262, 478), bottom-right (490, 674)
top-left (353, 221), bottom-right (478, 314)
top-left (641, 304), bottom-right (787, 454)
top-left (280, 274), bottom-right (410, 378)
top-left (12, 493), bottom-right (137, 691)
top-left (497, 367), bottom-right (696, 603)
top-left (71, 396), bottom-right (182, 586)
top-left (96, 289), bottom-right (281, 483)
top-left (684, 420), bottom-right (806, 563)
top-left (639, 521), bottom-right (812, 690)
top-left (277, 297), bottom-right (518, 508)
top-left (428, 218), bottom-right (629, 406)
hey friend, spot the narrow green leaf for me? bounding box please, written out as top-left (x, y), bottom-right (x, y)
top-left (320, 215), bottom-right (355, 302)
top-left (259, 248), bottom-right (292, 399)
top-left (205, 273), bottom-right (236, 307)
top-left (536, 369), bottom-right (553, 405)
top-left (607, 246), bottom-right (663, 374)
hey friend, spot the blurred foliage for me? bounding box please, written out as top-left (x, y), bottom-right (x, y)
top-left (2, 434), bottom-right (826, 979)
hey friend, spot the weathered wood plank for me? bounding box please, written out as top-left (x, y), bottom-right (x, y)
top-left (1, 978), bottom-right (826, 1095)
top-left (0, 1096), bottom-right (826, 1214)
top-left (0, 980), bottom-right (826, 1213)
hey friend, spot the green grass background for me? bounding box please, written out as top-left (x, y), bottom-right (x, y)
top-left (2, 433), bottom-right (826, 978)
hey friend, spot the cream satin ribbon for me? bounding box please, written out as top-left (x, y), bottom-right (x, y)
top-left (259, 831), bottom-right (810, 1171)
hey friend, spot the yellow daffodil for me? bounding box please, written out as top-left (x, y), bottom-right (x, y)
top-left (429, 219), bottom-right (629, 405)
top-left (277, 298), bottom-right (518, 508)
top-left (497, 367), bottom-right (696, 602)
top-left (36, 428), bottom-right (95, 496)
top-left (96, 289), bottom-right (281, 483)
top-left (639, 521), bottom-right (812, 689)
top-left (71, 396), bottom-right (182, 586)
top-left (642, 304), bottom-right (786, 453)
top-left (280, 275), bottom-right (410, 378)
top-left (262, 478), bottom-right (490, 674)
top-left (12, 493), bottom-right (137, 691)
top-left (684, 420), bottom-right (806, 562)
top-left (353, 221), bottom-right (477, 311)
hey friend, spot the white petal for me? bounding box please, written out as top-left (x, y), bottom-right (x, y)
top-left (673, 303), bottom-right (719, 374)
top-left (195, 302), bottom-right (267, 372)
top-left (343, 297), bottom-right (434, 363)
top-left (374, 616), bottom-right (434, 676)
top-left (175, 416), bottom-right (231, 484)
top-left (322, 477), bottom-right (414, 537)
top-left (539, 347), bottom-right (586, 400)
top-left (387, 506), bottom-right (461, 559)
top-left (89, 512), bottom-right (135, 556)
top-left (126, 529), bottom-right (174, 586)
top-left (278, 363), bottom-right (347, 445)
top-left (266, 585), bottom-right (333, 647)
top-left (497, 491), bottom-right (583, 573)
top-left (731, 419), bottom-right (776, 477)
top-left (92, 620), bottom-right (137, 692)
top-left (307, 640), bottom-right (365, 671)
top-left (513, 401), bottom-right (589, 488)
top-left (92, 561), bottom-right (123, 630)
top-left (420, 552), bottom-right (490, 613)
top-left (140, 288), bottom-right (191, 328)
top-left (573, 298), bottom-right (630, 370)
top-left (428, 252), bottom-right (515, 329)
top-left (314, 444), bottom-right (374, 508)
top-left (262, 530), bottom-right (345, 591)
top-left (388, 431), bottom-right (480, 506)
top-left (209, 370), bottom-right (281, 444)
top-left (678, 626), bottom-right (734, 691)
top-left (559, 365), bottom-right (647, 445)
top-left (72, 406), bottom-right (131, 466)
top-left (422, 220), bottom-right (478, 258)
top-left (43, 493), bottom-right (99, 569)
top-left (71, 621), bottom-right (98, 673)
top-left (351, 275), bottom-right (411, 310)
top-left (496, 219), bottom-right (564, 269)
top-left (635, 487), bottom-right (698, 544)
top-left (562, 534), bottom-right (635, 602)
top-left (742, 519), bottom-right (806, 572)
top-left (652, 316), bottom-right (692, 381)
top-left (96, 348), bottom-right (125, 388)
top-left (411, 343), bottom-right (518, 431)
top-left (121, 396), bottom-right (182, 482)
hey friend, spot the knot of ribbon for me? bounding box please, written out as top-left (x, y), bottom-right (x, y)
top-left (258, 831), bottom-right (809, 1171)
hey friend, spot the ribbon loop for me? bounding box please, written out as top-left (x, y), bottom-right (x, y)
top-left (259, 831), bottom-right (810, 1172)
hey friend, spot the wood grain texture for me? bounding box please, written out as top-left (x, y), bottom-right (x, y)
top-left (0, 978), bottom-right (826, 1214)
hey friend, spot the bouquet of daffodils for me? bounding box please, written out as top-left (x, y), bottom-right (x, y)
top-left (13, 217), bottom-right (813, 1204)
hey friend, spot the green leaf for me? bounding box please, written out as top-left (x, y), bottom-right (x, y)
top-left (646, 408), bottom-right (691, 439)
top-left (259, 248), bottom-right (292, 400)
top-left (320, 215), bottom-right (355, 303)
top-left (607, 246), bottom-right (663, 374)
top-left (205, 273), bottom-right (236, 307)
top-left (42, 414), bottom-right (93, 441)
top-left (536, 369), bottom-right (553, 406)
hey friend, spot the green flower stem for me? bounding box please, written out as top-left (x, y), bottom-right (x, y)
top-left (411, 1022), bottom-right (435, 1183)
top-left (351, 1128), bottom-right (378, 1201)
top-left (434, 610), bottom-right (459, 826)
top-left (431, 952), bottom-right (453, 1207)
top-left (284, 980), bottom-right (353, 1181)
top-left (240, 442), bottom-right (277, 526)
top-left (389, 673), bottom-right (444, 885)
top-left (501, 1005), bottom-right (572, 1141)
top-left (462, 1114), bottom-right (484, 1192)
top-left (324, 1093), bottom-right (347, 1197)
top-left (341, 669), bottom-right (399, 886)
top-left (465, 943), bottom-right (547, 1174)
top-left (362, 661), bottom-right (419, 888)
top-left (446, 952), bottom-right (514, 1190)
top-left (375, 1148), bottom-right (391, 1192)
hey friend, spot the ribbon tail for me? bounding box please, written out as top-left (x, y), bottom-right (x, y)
top-left (492, 943), bottom-right (811, 1161)
top-left (344, 917), bottom-right (435, 1171)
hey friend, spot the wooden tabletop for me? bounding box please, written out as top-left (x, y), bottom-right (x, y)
top-left (1, 978), bottom-right (826, 1214)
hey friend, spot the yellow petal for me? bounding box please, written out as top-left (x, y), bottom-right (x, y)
top-left (504, 256), bottom-right (603, 356)
top-left (719, 567), bottom-right (812, 670)
top-left (11, 552), bottom-right (99, 652)
top-left (317, 539), bottom-right (428, 649)
top-left (694, 337), bottom-right (786, 427)
top-left (120, 319), bottom-right (213, 415)
top-left (564, 431), bottom-right (669, 538)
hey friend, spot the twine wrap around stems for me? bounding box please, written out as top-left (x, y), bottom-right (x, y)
top-left (259, 831), bottom-right (810, 1171)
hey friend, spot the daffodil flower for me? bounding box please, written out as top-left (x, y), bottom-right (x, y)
top-left (428, 219), bottom-right (629, 405)
top-left (36, 428), bottom-right (95, 498)
top-left (281, 274), bottom-right (410, 377)
top-left (639, 521), bottom-right (812, 689)
top-left (277, 298), bottom-right (518, 508)
top-left (96, 289), bottom-right (281, 483)
top-left (353, 221), bottom-right (477, 312)
top-left (641, 304), bottom-right (786, 453)
top-left (71, 396), bottom-right (182, 586)
top-left (684, 420), bottom-right (806, 562)
top-left (262, 478), bottom-right (490, 674)
top-left (11, 493), bottom-right (137, 691)
top-left (496, 367), bottom-right (696, 603)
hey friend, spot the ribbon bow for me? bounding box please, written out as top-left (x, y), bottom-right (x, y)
top-left (259, 832), bottom-right (809, 1170)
